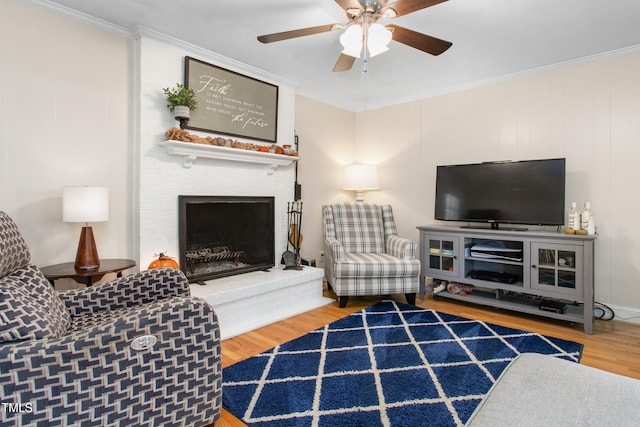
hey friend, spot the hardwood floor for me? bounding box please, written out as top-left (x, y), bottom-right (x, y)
top-left (215, 290), bottom-right (640, 426)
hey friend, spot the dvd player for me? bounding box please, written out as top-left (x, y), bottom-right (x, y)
top-left (539, 300), bottom-right (567, 314)
top-left (470, 270), bottom-right (518, 284)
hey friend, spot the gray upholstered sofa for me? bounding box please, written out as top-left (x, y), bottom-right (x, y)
top-left (0, 211), bottom-right (222, 427)
top-left (322, 203), bottom-right (420, 307)
top-left (466, 353), bottom-right (640, 426)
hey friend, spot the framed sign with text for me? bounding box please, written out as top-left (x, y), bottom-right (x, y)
top-left (184, 56), bottom-right (279, 143)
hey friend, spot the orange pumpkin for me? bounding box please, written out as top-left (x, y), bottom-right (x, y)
top-left (148, 253), bottom-right (179, 269)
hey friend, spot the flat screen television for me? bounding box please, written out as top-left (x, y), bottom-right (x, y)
top-left (434, 158), bottom-right (566, 229)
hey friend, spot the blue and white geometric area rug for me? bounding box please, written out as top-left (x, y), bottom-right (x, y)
top-left (222, 301), bottom-right (583, 427)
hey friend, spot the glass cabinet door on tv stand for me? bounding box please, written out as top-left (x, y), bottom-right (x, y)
top-left (531, 243), bottom-right (583, 297)
top-left (424, 235), bottom-right (459, 279)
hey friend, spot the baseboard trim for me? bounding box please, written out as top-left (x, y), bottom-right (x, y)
top-left (606, 304), bottom-right (640, 324)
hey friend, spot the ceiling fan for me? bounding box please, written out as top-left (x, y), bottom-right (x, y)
top-left (257, 0), bottom-right (452, 73)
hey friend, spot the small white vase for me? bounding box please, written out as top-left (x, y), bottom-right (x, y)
top-left (174, 105), bottom-right (191, 120)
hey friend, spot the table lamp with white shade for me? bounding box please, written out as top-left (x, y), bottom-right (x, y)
top-left (63, 186), bottom-right (109, 270)
top-left (343, 164), bottom-right (379, 202)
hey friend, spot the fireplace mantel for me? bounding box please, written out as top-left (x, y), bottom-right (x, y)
top-left (159, 140), bottom-right (299, 173)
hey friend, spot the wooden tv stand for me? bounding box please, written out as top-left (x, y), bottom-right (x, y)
top-left (417, 225), bottom-right (596, 334)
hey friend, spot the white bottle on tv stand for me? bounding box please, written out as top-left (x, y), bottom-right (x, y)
top-left (568, 202), bottom-right (580, 231)
top-left (581, 202), bottom-right (595, 234)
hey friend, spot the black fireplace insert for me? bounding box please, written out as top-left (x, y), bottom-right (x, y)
top-left (178, 195), bottom-right (275, 282)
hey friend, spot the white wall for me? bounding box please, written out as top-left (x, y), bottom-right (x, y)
top-left (296, 50), bottom-right (640, 316)
top-left (294, 96), bottom-right (356, 264)
top-left (0, 0), bottom-right (132, 279)
top-left (0, 1), bottom-right (297, 281)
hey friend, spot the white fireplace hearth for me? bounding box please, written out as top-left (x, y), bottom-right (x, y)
top-left (190, 265), bottom-right (333, 339)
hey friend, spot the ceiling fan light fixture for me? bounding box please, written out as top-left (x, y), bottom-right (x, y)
top-left (346, 7), bottom-right (361, 17)
top-left (256, 0), bottom-right (452, 73)
top-left (367, 23), bottom-right (392, 57)
top-left (339, 24), bottom-right (363, 57)
top-left (383, 7), bottom-right (398, 18)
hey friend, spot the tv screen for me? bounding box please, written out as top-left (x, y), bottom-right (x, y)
top-left (434, 158), bottom-right (566, 228)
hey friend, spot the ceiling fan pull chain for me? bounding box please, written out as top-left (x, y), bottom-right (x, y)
top-left (362, 15), bottom-right (370, 73)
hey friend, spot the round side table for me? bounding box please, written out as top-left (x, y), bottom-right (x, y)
top-left (40, 258), bottom-right (137, 286)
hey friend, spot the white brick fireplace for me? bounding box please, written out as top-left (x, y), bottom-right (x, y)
top-left (136, 32), bottom-right (332, 339)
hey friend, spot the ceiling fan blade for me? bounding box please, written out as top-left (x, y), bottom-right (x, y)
top-left (333, 53), bottom-right (356, 72)
top-left (387, 24), bottom-right (452, 56)
top-left (334, 0), bottom-right (362, 14)
top-left (257, 24), bottom-right (338, 43)
top-left (383, 0), bottom-right (447, 18)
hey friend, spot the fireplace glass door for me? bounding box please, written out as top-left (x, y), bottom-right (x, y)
top-left (179, 195), bottom-right (275, 282)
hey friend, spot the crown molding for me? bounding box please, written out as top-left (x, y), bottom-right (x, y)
top-left (23, 0), bottom-right (132, 37)
top-left (357, 43), bottom-right (640, 112)
top-left (23, 1), bottom-right (298, 90)
top-left (134, 26), bottom-right (299, 89)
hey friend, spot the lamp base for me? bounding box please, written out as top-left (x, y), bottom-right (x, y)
top-left (355, 190), bottom-right (365, 203)
top-left (75, 226), bottom-right (100, 270)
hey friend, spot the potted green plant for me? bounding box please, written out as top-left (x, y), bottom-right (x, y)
top-left (162, 83), bottom-right (197, 125)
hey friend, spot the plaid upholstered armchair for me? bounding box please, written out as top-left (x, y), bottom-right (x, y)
top-left (0, 211), bottom-right (221, 427)
top-left (322, 203), bottom-right (420, 307)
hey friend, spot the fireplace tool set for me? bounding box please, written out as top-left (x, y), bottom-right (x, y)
top-left (283, 201), bottom-right (303, 270)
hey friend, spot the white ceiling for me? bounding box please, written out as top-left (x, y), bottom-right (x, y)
top-left (36, 0), bottom-right (640, 112)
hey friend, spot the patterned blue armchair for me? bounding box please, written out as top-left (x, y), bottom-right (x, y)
top-left (322, 203), bottom-right (420, 307)
top-left (0, 211), bottom-right (221, 427)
